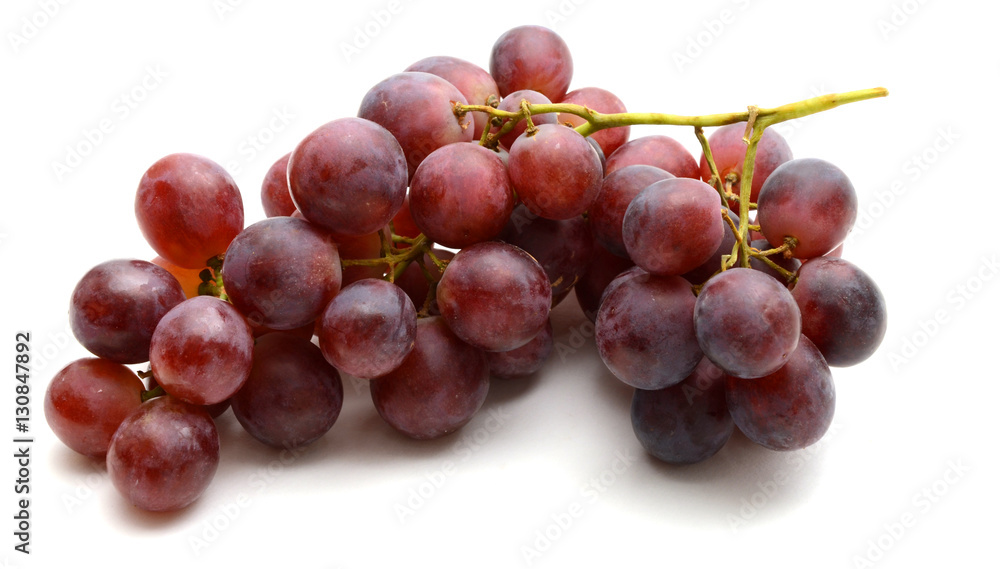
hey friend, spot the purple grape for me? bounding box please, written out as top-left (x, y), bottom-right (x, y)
top-left (222, 217), bottom-right (342, 330)
top-left (596, 273), bottom-right (702, 390)
top-left (231, 332), bottom-right (344, 449)
top-left (318, 278), bottom-right (417, 379)
top-left (70, 259), bottom-right (186, 364)
top-left (508, 124), bottom-right (603, 220)
top-left (490, 25), bottom-right (573, 102)
top-left (590, 165), bottom-right (674, 258)
top-left (631, 358), bottom-right (734, 464)
top-left (149, 296), bottom-right (254, 406)
top-left (623, 178), bottom-right (724, 276)
top-left (107, 396), bottom-right (219, 511)
top-left (698, 123), bottom-right (792, 211)
top-left (694, 268), bottom-right (801, 379)
top-left (756, 158), bottom-right (858, 259)
top-left (437, 241), bottom-right (551, 352)
top-left (288, 117), bottom-right (408, 237)
top-left (790, 257), bottom-right (887, 366)
top-left (409, 142), bottom-right (514, 248)
top-left (493, 89), bottom-right (559, 150)
top-left (370, 317), bottom-right (489, 439)
top-left (682, 210), bottom-right (741, 285)
top-left (44, 358), bottom-right (145, 458)
top-left (605, 135), bottom-right (700, 179)
top-left (558, 87), bottom-right (630, 157)
top-left (486, 319), bottom-right (554, 379)
top-left (499, 204), bottom-right (594, 301)
top-left (405, 55), bottom-right (500, 141)
top-left (358, 72), bottom-right (473, 179)
top-left (574, 242), bottom-right (635, 322)
top-left (725, 335), bottom-right (835, 451)
top-left (261, 153), bottom-right (294, 217)
top-left (135, 153), bottom-right (244, 269)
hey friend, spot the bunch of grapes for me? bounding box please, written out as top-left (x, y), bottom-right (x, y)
top-left (44, 24), bottom-right (887, 512)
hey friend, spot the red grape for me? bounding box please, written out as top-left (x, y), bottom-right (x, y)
top-left (288, 117), bottom-right (408, 237)
top-left (231, 332), bottom-right (344, 449)
top-left (605, 135), bottom-right (700, 178)
top-left (395, 248), bottom-right (455, 315)
top-left (486, 318), bottom-right (554, 379)
top-left (318, 278), bottom-right (417, 379)
top-left (405, 55), bottom-right (500, 141)
top-left (149, 296), bottom-right (254, 406)
top-left (44, 358), bottom-right (144, 458)
top-left (694, 268), bottom-right (801, 379)
top-left (698, 123), bottom-right (792, 211)
top-left (370, 317), bottom-right (489, 439)
top-left (493, 89), bottom-right (558, 150)
top-left (681, 210), bottom-right (740, 285)
top-left (150, 255), bottom-right (203, 299)
top-left (490, 25), bottom-right (573, 102)
top-left (107, 396), bottom-right (219, 511)
top-left (135, 153), bottom-right (244, 269)
top-left (725, 335), bottom-right (835, 451)
top-left (558, 87), bottom-right (630, 156)
top-left (70, 259), bottom-right (186, 364)
top-left (508, 124), bottom-right (603, 220)
top-left (590, 165), bottom-right (674, 258)
top-left (437, 241), bottom-right (551, 352)
top-left (574, 242), bottom-right (635, 322)
top-left (261, 153), bottom-right (294, 217)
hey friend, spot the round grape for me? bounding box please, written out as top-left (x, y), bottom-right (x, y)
top-left (508, 124), bottom-right (603, 220)
top-left (490, 25), bottom-right (573, 102)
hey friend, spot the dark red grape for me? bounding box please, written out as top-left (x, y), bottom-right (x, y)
top-left (725, 335), bottom-right (835, 451)
top-left (490, 25), bottom-right (573, 102)
top-left (405, 55), bottom-right (500, 141)
top-left (631, 357), bottom-right (734, 464)
top-left (318, 278), bottom-right (417, 379)
top-left (596, 273), bottom-right (701, 390)
top-left (508, 124), bottom-right (603, 220)
top-left (682, 210), bottom-right (740, 285)
top-left (44, 358), bottom-right (144, 458)
top-left (623, 178), bottom-right (724, 276)
top-left (493, 89), bottom-right (558, 150)
top-left (499, 204), bottom-right (594, 301)
top-left (790, 258), bottom-right (887, 367)
top-left (756, 158), bottom-right (858, 259)
top-left (486, 318), bottom-right (554, 379)
top-left (222, 217), bottom-right (342, 330)
top-left (107, 396), bottom-right (219, 511)
top-left (574, 243), bottom-right (635, 322)
top-left (409, 142), bottom-right (514, 248)
top-left (694, 268), bottom-right (801, 379)
top-left (358, 72), bottom-right (473, 179)
top-left (135, 153), bottom-right (244, 269)
top-left (231, 332), bottom-right (344, 449)
top-left (261, 153), bottom-right (294, 217)
top-left (70, 259), bottom-right (186, 364)
top-left (590, 165), bottom-right (674, 258)
top-left (149, 296), bottom-right (254, 406)
top-left (605, 135), bottom-right (700, 179)
top-left (370, 317), bottom-right (489, 439)
top-left (437, 241), bottom-right (551, 352)
top-left (288, 117), bottom-right (407, 237)
top-left (558, 87), bottom-right (630, 156)
top-left (698, 123), bottom-right (792, 211)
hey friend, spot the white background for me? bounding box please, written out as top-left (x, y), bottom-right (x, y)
top-left (2, 0), bottom-right (996, 568)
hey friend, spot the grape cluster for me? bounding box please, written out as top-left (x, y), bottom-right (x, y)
top-left (44, 24), bottom-right (887, 512)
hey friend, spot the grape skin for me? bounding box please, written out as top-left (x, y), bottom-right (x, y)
top-left (149, 296), bottom-right (254, 406)
top-left (694, 268), bottom-right (801, 379)
top-left (623, 178), bottom-right (724, 276)
top-left (558, 87), bottom-right (630, 157)
top-left (222, 217), bottom-right (342, 330)
top-left (605, 135), bottom-right (700, 179)
top-left (493, 89), bottom-right (559, 150)
top-left (358, 72), bottom-right (473, 179)
top-left (135, 153), bottom-right (245, 269)
top-left (288, 117), bottom-right (408, 237)
top-left (409, 142), bottom-right (514, 248)
top-left (107, 396), bottom-right (219, 512)
top-left (231, 332), bottom-right (344, 449)
top-left (790, 257), bottom-right (887, 367)
top-left (631, 357), bottom-right (734, 464)
top-left (486, 319), bottom-right (554, 379)
top-left (395, 249), bottom-right (455, 315)
top-left (405, 55), bottom-right (500, 141)
top-left (596, 273), bottom-right (702, 390)
top-left (261, 153), bottom-right (294, 217)
top-left (574, 242), bottom-right (635, 322)
top-left (725, 335), bottom-right (835, 451)
top-left (590, 165), bottom-right (674, 258)
top-left (508, 124), bottom-right (603, 221)
top-left (698, 123), bottom-right (792, 212)
top-left (490, 25), bottom-right (573, 102)
top-left (436, 241), bottom-right (551, 352)
top-left (370, 317), bottom-right (489, 440)
top-left (681, 210), bottom-right (740, 286)
top-left (70, 259), bottom-right (186, 364)
top-left (44, 358), bottom-right (145, 458)
top-left (318, 278), bottom-right (417, 379)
